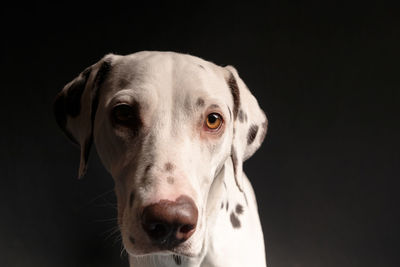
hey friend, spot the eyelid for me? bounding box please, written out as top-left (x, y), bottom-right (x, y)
top-left (204, 104), bottom-right (226, 122)
top-left (108, 92), bottom-right (136, 108)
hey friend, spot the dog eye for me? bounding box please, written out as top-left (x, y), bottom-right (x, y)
top-left (205, 113), bottom-right (223, 130)
top-left (111, 104), bottom-right (138, 125)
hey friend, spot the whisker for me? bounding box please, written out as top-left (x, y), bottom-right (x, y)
top-left (80, 189), bottom-right (115, 209)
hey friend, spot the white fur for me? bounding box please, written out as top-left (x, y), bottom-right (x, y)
top-left (57, 51), bottom-right (268, 267)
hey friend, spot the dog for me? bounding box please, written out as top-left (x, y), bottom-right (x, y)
top-left (54, 51), bottom-right (268, 267)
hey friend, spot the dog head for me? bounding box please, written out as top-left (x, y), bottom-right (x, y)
top-left (54, 51), bottom-right (267, 258)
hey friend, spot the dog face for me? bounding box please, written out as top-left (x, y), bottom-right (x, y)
top-left (54, 51), bottom-right (267, 258)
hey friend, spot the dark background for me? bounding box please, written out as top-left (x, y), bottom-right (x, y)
top-left (1, 1), bottom-right (399, 267)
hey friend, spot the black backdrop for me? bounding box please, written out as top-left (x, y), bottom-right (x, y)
top-left (2, 1), bottom-right (399, 267)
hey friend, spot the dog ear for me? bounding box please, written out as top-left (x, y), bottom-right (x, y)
top-left (54, 54), bottom-right (114, 179)
top-left (225, 65), bottom-right (268, 192)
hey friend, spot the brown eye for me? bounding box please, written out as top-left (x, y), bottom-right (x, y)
top-left (205, 113), bottom-right (223, 130)
top-left (111, 103), bottom-right (139, 126)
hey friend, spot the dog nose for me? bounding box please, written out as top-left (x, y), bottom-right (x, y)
top-left (141, 195), bottom-right (198, 248)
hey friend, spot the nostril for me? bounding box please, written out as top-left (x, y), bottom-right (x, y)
top-left (146, 222), bottom-right (171, 241)
top-left (179, 224), bottom-right (195, 234)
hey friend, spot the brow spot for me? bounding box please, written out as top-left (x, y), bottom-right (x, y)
top-left (209, 104), bottom-right (220, 109)
top-left (196, 98), bottom-right (205, 107)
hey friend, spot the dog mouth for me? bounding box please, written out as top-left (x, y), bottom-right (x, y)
top-left (129, 251), bottom-right (189, 266)
top-left (127, 245), bottom-right (196, 258)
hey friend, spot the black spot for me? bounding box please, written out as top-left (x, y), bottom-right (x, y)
top-left (184, 96), bottom-right (192, 112)
top-left (144, 164), bottom-right (152, 175)
top-left (196, 98), bottom-right (205, 107)
top-left (173, 255), bottom-right (182, 265)
top-left (142, 164), bottom-right (153, 186)
top-left (231, 145), bottom-right (238, 177)
top-left (167, 176), bottom-right (175, 184)
top-left (221, 202), bottom-right (224, 209)
top-left (230, 212), bottom-right (241, 228)
top-left (227, 73), bottom-right (240, 120)
top-left (238, 109), bottom-right (245, 123)
top-left (129, 192), bottom-right (135, 207)
top-left (247, 124), bottom-right (259, 145)
top-left (165, 162), bottom-right (174, 172)
top-left (129, 236), bottom-right (135, 244)
top-left (235, 204), bottom-right (244, 215)
top-left (198, 64), bottom-right (205, 69)
top-left (226, 201), bottom-right (229, 211)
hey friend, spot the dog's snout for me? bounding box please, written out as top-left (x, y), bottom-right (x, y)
top-left (141, 195), bottom-right (198, 248)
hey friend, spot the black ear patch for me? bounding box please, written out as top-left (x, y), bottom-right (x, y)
top-left (227, 73), bottom-right (240, 120)
top-left (65, 67), bottom-right (92, 117)
top-left (80, 60), bottom-right (112, 178)
top-left (54, 58), bottom-right (113, 179)
top-left (247, 124), bottom-right (259, 145)
top-left (91, 59), bottom-right (112, 126)
top-left (53, 67), bottom-right (92, 145)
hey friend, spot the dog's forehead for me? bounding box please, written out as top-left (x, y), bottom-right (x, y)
top-left (109, 52), bottom-right (230, 101)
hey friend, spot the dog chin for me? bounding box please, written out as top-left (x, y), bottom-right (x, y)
top-left (126, 244), bottom-right (198, 258)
